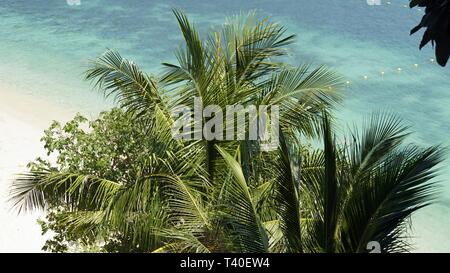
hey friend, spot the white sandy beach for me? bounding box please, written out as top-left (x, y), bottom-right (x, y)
top-left (0, 83), bottom-right (77, 252)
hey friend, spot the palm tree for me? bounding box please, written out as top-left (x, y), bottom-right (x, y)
top-left (10, 10), bottom-right (444, 253)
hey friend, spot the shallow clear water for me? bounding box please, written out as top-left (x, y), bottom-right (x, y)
top-left (0, 0), bottom-right (449, 251)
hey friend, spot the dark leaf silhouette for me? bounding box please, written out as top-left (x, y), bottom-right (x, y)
top-left (410, 0), bottom-right (450, 66)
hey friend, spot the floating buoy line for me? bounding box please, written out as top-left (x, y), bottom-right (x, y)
top-left (345, 58), bottom-right (436, 87)
top-left (343, 1), bottom-right (433, 87)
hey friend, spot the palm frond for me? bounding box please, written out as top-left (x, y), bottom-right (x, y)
top-left (10, 170), bottom-right (122, 213)
top-left (262, 65), bottom-right (343, 138)
top-left (322, 113), bottom-right (339, 253)
top-left (272, 132), bottom-right (302, 252)
top-left (216, 145), bottom-right (269, 252)
top-left (222, 11), bottom-right (295, 85)
top-left (85, 49), bottom-right (169, 118)
top-left (349, 113), bottom-right (410, 181)
top-left (160, 174), bottom-right (211, 231)
top-left (336, 114), bottom-right (444, 253)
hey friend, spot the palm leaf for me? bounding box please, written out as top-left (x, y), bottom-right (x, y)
top-left (216, 145), bottom-right (269, 252)
top-left (85, 49), bottom-right (169, 119)
top-left (272, 131), bottom-right (302, 252)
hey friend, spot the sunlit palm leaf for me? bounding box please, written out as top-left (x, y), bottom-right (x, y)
top-left (86, 49), bottom-right (169, 119)
top-left (216, 145), bottom-right (269, 252)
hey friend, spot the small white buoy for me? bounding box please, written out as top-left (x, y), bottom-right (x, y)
top-left (363, 75), bottom-right (368, 80)
top-left (414, 64), bottom-right (419, 68)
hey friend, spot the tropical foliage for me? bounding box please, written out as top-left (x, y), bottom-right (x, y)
top-left (10, 10), bottom-right (444, 253)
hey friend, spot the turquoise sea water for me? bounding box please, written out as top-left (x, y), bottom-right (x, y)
top-left (0, 0), bottom-right (449, 251)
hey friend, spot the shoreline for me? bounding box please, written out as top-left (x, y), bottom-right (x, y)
top-left (0, 83), bottom-right (78, 252)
